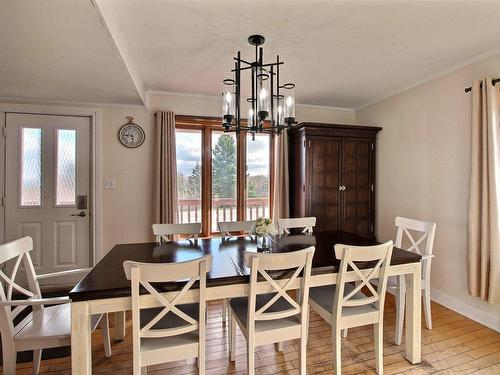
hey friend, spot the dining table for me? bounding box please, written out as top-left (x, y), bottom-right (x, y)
top-left (69, 230), bottom-right (422, 374)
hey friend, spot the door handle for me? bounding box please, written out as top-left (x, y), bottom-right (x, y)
top-left (71, 211), bottom-right (86, 217)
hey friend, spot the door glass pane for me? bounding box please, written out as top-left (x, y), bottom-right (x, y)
top-left (175, 129), bottom-right (202, 224)
top-left (56, 129), bottom-right (77, 206)
top-left (211, 132), bottom-right (237, 232)
top-left (20, 128), bottom-right (42, 206)
top-left (246, 133), bottom-right (270, 220)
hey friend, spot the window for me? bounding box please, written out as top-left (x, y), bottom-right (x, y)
top-left (246, 133), bottom-right (270, 220)
top-left (174, 116), bottom-right (273, 235)
top-left (20, 127), bottom-right (42, 206)
top-left (56, 129), bottom-right (77, 206)
top-left (211, 132), bottom-right (237, 232)
top-left (175, 129), bottom-right (202, 224)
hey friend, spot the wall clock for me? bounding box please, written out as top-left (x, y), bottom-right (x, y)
top-left (118, 116), bottom-right (145, 148)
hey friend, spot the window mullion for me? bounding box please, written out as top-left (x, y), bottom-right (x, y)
top-left (237, 133), bottom-right (246, 221)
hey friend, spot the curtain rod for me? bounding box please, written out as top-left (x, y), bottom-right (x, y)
top-left (464, 78), bottom-right (500, 93)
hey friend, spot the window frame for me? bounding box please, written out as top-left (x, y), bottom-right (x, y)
top-left (175, 115), bottom-right (274, 236)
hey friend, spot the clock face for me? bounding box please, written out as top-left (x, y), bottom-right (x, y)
top-left (118, 123), bottom-right (145, 148)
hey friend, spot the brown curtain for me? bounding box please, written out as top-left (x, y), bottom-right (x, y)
top-left (153, 111), bottom-right (178, 224)
top-left (468, 77), bottom-right (500, 303)
top-left (272, 130), bottom-right (290, 221)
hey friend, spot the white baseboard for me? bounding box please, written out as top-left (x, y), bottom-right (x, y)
top-left (431, 288), bottom-right (500, 332)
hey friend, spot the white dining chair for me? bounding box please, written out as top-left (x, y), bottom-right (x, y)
top-left (217, 220), bottom-right (255, 240)
top-left (217, 220), bottom-right (255, 324)
top-left (123, 255), bottom-right (212, 375)
top-left (309, 241), bottom-right (393, 375)
top-left (277, 217), bottom-right (316, 235)
top-left (228, 246), bottom-right (315, 375)
top-left (0, 236), bottom-right (111, 375)
top-left (391, 216), bottom-right (436, 345)
top-left (152, 223), bottom-right (202, 243)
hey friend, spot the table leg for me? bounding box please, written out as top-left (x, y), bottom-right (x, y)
top-left (405, 263), bottom-right (421, 364)
top-left (114, 310), bottom-right (127, 341)
top-left (71, 301), bottom-right (92, 374)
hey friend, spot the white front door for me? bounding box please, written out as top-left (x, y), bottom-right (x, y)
top-left (5, 113), bottom-right (91, 287)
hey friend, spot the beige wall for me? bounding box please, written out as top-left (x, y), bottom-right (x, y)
top-left (101, 92), bottom-right (355, 252)
top-left (356, 54), bottom-right (500, 327)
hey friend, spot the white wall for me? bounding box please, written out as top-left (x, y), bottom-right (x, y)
top-left (101, 92), bottom-right (355, 252)
top-left (356, 54), bottom-right (500, 330)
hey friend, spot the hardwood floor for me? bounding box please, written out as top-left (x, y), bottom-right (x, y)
top-left (3, 295), bottom-right (500, 374)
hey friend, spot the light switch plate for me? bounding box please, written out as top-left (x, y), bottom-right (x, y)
top-left (104, 178), bottom-right (115, 189)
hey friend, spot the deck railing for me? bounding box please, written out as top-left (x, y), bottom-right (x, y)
top-left (177, 197), bottom-right (269, 227)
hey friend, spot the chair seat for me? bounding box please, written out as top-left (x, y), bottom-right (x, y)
top-left (229, 293), bottom-right (300, 332)
top-left (139, 303), bottom-right (199, 351)
top-left (309, 284), bottom-right (378, 317)
top-left (140, 303), bottom-right (199, 330)
top-left (14, 303), bottom-right (101, 341)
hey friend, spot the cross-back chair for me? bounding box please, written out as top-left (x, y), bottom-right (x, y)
top-left (217, 220), bottom-right (255, 240)
top-left (277, 217), bottom-right (316, 235)
top-left (217, 220), bottom-right (256, 323)
top-left (0, 236), bottom-right (111, 375)
top-left (391, 216), bottom-right (436, 344)
top-left (309, 241), bottom-right (393, 375)
top-left (123, 255), bottom-right (212, 375)
top-left (152, 223), bottom-right (202, 244)
top-left (228, 246), bottom-right (315, 375)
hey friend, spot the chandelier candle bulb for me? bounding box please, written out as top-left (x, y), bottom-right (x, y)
top-left (248, 107), bottom-right (255, 128)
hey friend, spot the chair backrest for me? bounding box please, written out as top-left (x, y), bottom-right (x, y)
top-left (244, 247), bottom-right (315, 328)
top-left (123, 255), bottom-right (212, 342)
top-left (152, 223), bottom-right (202, 244)
top-left (277, 217), bottom-right (316, 235)
top-left (395, 216), bottom-right (436, 281)
top-left (333, 241), bottom-right (393, 318)
top-left (0, 237), bottom-right (42, 340)
top-left (218, 220), bottom-right (255, 239)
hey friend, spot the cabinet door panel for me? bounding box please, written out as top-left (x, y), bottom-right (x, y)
top-left (309, 137), bottom-right (341, 231)
top-left (342, 139), bottom-right (372, 237)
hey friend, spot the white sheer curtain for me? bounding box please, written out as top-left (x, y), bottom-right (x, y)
top-left (468, 77), bottom-right (500, 303)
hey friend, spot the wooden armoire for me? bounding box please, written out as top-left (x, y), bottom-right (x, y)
top-left (288, 123), bottom-right (382, 238)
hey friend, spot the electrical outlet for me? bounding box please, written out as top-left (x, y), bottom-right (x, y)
top-left (104, 178), bottom-right (115, 189)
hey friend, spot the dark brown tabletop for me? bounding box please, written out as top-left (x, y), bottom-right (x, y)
top-left (69, 231), bottom-right (421, 302)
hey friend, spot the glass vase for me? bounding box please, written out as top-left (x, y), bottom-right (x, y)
top-left (257, 235), bottom-right (271, 251)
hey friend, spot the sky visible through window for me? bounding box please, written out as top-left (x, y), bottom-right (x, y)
top-left (175, 130), bottom-right (270, 177)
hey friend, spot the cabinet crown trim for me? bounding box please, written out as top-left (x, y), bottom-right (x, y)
top-left (289, 122), bottom-right (382, 134)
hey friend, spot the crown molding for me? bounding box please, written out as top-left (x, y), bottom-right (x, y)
top-left (147, 90), bottom-right (354, 112)
top-left (0, 96), bottom-right (147, 109)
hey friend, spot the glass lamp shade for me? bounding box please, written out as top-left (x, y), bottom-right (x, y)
top-left (222, 91), bottom-right (235, 125)
top-left (222, 74), bottom-right (235, 128)
top-left (247, 106), bottom-right (255, 129)
top-left (256, 67), bottom-right (270, 121)
top-left (283, 85), bottom-right (296, 125)
top-left (274, 96), bottom-right (285, 128)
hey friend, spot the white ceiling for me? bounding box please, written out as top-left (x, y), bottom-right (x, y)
top-left (1, 0), bottom-right (500, 109)
top-left (0, 0), bottom-right (141, 105)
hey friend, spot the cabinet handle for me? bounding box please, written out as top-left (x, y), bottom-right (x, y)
top-left (339, 185), bottom-right (346, 191)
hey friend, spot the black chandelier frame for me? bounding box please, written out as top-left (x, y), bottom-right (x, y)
top-left (222, 35), bottom-right (296, 138)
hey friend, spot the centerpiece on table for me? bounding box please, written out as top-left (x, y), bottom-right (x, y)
top-left (254, 217), bottom-right (277, 251)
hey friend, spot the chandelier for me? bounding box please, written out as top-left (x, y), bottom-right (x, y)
top-left (221, 35), bottom-right (296, 139)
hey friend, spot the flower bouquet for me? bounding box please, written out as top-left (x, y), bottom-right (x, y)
top-left (254, 217), bottom-right (277, 251)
